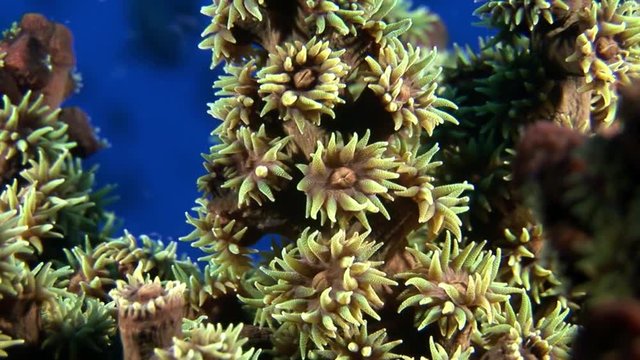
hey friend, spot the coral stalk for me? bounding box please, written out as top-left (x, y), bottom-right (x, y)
top-left (109, 273), bottom-right (186, 360)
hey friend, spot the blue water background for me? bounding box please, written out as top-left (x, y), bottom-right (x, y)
top-left (0, 1), bottom-right (489, 259)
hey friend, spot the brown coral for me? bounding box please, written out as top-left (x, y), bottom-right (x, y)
top-left (109, 272), bottom-right (186, 360)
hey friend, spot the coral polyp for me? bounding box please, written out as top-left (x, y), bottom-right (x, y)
top-left (182, 199), bottom-right (256, 295)
top-left (481, 294), bottom-right (576, 359)
top-left (209, 59), bottom-right (260, 136)
top-left (0, 92), bottom-right (72, 183)
top-left (40, 294), bottom-right (116, 359)
top-left (297, 130), bottom-right (403, 229)
top-left (566, 0), bottom-right (640, 125)
top-left (391, 143), bottom-right (473, 240)
top-left (258, 37), bottom-right (349, 132)
top-left (397, 234), bottom-right (520, 338)
top-left (309, 321), bottom-right (407, 360)
top-left (302, 0), bottom-right (375, 36)
top-left (153, 321), bottom-right (261, 360)
top-left (364, 39), bottom-right (458, 135)
top-left (244, 228), bottom-right (396, 355)
top-left (206, 125), bottom-right (293, 206)
top-left (474, 0), bottom-right (570, 32)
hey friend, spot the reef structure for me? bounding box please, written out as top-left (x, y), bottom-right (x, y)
top-left (0, 1), bottom-right (639, 359)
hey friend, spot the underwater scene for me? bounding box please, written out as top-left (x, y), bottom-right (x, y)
top-left (0, 0), bottom-right (639, 359)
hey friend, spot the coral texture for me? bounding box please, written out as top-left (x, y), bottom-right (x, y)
top-left (1, 1), bottom-right (640, 359)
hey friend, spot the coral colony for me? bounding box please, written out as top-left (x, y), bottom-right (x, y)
top-left (0, 0), bottom-right (639, 359)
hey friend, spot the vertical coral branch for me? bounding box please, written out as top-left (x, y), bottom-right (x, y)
top-left (110, 272), bottom-right (186, 360)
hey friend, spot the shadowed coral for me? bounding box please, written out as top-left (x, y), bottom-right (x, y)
top-left (499, 226), bottom-right (561, 304)
top-left (442, 38), bottom-right (557, 140)
top-left (64, 238), bottom-right (117, 300)
top-left (0, 332), bottom-right (23, 357)
top-left (171, 258), bottom-right (242, 320)
top-left (0, 191), bottom-right (31, 299)
top-left (19, 150), bottom-right (108, 247)
top-left (397, 234), bottom-right (521, 338)
top-left (18, 262), bottom-right (72, 305)
top-left (0, 262), bottom-right (72, 347)
top-left (481, 294), bottom-right (576, 359)
top-left (182, 199), bottom-right (256, 295)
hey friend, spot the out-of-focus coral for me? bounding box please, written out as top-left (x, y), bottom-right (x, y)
top-left (40, 293), bottom-right (116, 359)
top-left (572, 299), bottom-right (640, 360)
top-left (513, 38), bottom-right (640, 357)
top-left (383, 0), bottom-right (448, 49)
top-left (0, 13), bottom-right (77, 108)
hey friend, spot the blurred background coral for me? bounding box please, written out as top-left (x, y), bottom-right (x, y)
top-left (0, 0), bottom-right (489, 255)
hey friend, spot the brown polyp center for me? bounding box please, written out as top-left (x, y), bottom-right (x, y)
top-left (427, 268), bottom-right (469, 300)
top-left (329, 166), bottom-right (357, 188)
top-left (68, 272), bottom-right (86, 293)
top-left (398, 83), bottom-right (412, 103)
top-left (312, 270), bottom-right (330, 290)
top-left (131, 283), bottom-right (164, 303)
top-left (595, 36), bottom-right (619, 61)
top-left (293, 68), bottom-right (317, 90)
